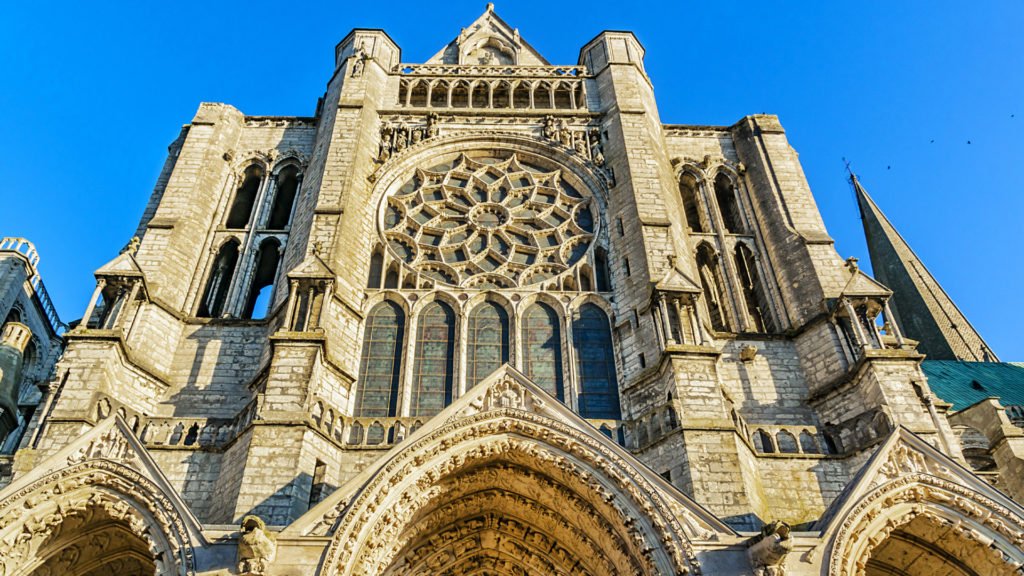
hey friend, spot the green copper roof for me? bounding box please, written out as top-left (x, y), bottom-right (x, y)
top-left (921, 360), bottom-right (1024, 411)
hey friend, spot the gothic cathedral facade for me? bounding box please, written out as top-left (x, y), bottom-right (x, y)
top-left (1, 6), bottom-right (1023, 576)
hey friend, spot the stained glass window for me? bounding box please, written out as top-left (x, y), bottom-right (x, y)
top-left (355, 301), bottom-right (405, 417)
top-left (410, 301), bottom-right (455, 416)
top-left (467, 302), bottom-right (509, 387)
top-left (523, 303), bottom-right (564, 400)
top-left (574, 304), bottom-right (620, 419)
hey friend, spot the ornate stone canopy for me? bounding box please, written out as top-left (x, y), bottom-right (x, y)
top-left (818, 428), bottom-right (1024, 576)
top-left (0, 418), bottom-right (202, 576)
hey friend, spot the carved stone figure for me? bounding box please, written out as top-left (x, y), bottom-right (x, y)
top-left (237, 515), bottom-right (276, 575)
top-left (747, 520), bottom-right (792, 576)
top-left (426, 112), bottom-right (440, 138)
top-left (557, 119), bottom-right (572, 147)
top-left (589, 128), bottom-right (605, 166)
top-left (542, 115), bottom-right (558, 140)
top-left (378, 123), bottom-right (394, 162)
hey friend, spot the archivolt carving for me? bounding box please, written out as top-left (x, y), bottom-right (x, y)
top-left (827, 473), bottom-right (1024, 576)
top-left (316, 406), bottom-right (706, 575)
top-left (0, 459), bottom-right (195, 576)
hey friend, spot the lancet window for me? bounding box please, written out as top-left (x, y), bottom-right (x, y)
top-left (410, 301), bottom-right (456, 416)
top-left (196, 159), bottom-right (303, 319)
top-left (466, 301), bottom-right (510, 387)
top-left (574, 304), bottom-right (620, 419)
top-left (522, 303), bottom-right (564, 400)
top-left (354, 301), bottom-right (405, 418)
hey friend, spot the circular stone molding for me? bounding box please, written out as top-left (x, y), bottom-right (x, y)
top-left (379, 152), bottom-right (597, 288)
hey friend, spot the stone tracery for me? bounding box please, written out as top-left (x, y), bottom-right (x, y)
top-left (380, 152), bottom-right (596, 288)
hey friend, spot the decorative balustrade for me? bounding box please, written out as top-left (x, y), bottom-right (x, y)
top-left (397, 64), bottom-right (588, 78)
top-left (749, 424), bottom-right (833, 456)
top-left (396, 74), bottom-right (588, 110)
top-left (1, 237), bottom-right (65, 334)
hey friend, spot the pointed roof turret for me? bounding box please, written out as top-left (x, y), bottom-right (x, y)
top-left (426, 3), bottom-right (550, 65)
top-left (852, 173), bottom-right (997, 361)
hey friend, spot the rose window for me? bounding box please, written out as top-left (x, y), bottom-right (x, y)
top-left (380, 153), bottom-right (596, 287)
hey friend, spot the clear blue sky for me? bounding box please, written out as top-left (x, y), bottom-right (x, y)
top-left (1, 1), bottom-right (1021, 358)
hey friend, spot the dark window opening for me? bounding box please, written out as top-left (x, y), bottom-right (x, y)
top-left (734, 243), bottom-right (773, 332)
top-left (714, 173), bottom-right (745, 234)
top-left (696, 244), bottom-right (728, 332)
top-left (595, 247), bottom-right (612, 292)
top-left (198, 240), bottom-right (240, 318)
top-left (267, 166), bottom-right (300, 229)
top-left (242, 238), bottom-right (281, 320)
top-left (679, 172), bottom-right (704, 232)
top-left (226, 165), bottom-right (264, 229)
top-left (367, 247), bottom-right (384, 289)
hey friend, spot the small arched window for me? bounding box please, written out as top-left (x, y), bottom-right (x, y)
top-left (242, 238), bottom-right (281, 320)
top-left (714, 173), bottom-right (746, 234)
top-left (226, 165), bottom-right (264, 229)
top-left (679, 172), bottom-right (704, 233)
top-left (355, 301), bottom-right (405, 417)
top-left (755, 429), bottom-right (775, 453)
top-left (595, 247), bottom-right (612, 292)
top-left (367, 247), bottom-right (384, 289)
top-left (267, 165), bottom-right (300, 230)
top-left (410, 301), bottom-right (455, 416)
top-left (696, 244), bottom-right (729, 332)
top-left (198, 240), bottom-right (240, 318)
top-left (573, 304), bottom-right (620, 419)
top-left (522, 303), bottom-right (564, 401)
top-left (799, 430), bottom-right (819, 454)
top-left (466, 301), bottom-right (509, 387)
top-left (776, 430), bottom-right (799, 453)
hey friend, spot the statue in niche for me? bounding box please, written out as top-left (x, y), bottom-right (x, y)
top-left (237, 515), bottom-right (276, 575)
top-left (542, 115), bottom-right (558, 141)
top-left (589, 128), bottom-right (605, 166)
top-left (426, 112), bottom-right (440, 138)
top-left (573, 131), bottom-right (588, 156)
top-left (351, 42), bottom-right (367, 77)
top-left (747, 520), bottom-right (792, 576)
top-left (378, 123), bottom-right (394, 162)
top-left (557, 119), bottom-right (572, 147)
top-left (394, 124), bottom-right (409, 153)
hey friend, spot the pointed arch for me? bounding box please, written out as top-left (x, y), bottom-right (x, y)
top-left (315, 408), bottom-right (705, 576)
top-left (679, 171), bottom-right (705, 233)
top-left (573, 303), bottom-right (620, 419)
top-left (242, 237), bottom-right (281, 320)
top-left (696, 242), bottom-right (729, 332)
top-left (713, 172), bottom-right (746, 234)
top-left (734, 242), bottom-right (774, 332)
top-left (355, 300), bottom-right (405, 418)
top-left (522, 302), bottom-right (565, 401)
top-left (197, 238), bottom-right (240, 318)
top-left (410, 300), bottom-right (455, 416)
top-left (367, 245), bottom-right (384, 289)
top-left (267, 164), bottom-right (300, 230)
top-left (0, 459), bottom-right (197, 576)
top-left (466, 300), bottom-right (510, 388)
top-left (226, 164), bottom-right (264, 229)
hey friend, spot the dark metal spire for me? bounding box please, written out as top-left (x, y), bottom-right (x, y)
top-left (852, 173), bottom-right (997, 361)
